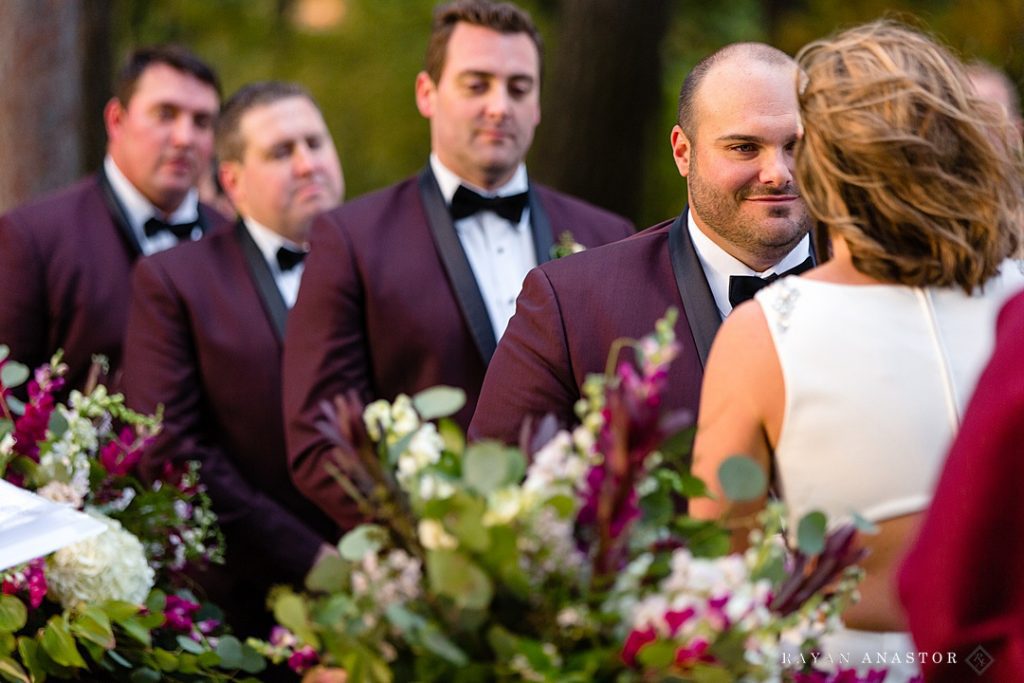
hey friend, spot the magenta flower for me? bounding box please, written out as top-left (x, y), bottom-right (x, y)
top-left (99, 426), bottom-right (145, 477)
top-left (287, 645), bottom-right (319, 674)
top-left (674, 637), bottom-right (712, 667)
top-left (621, 626), bottom-right (657, 667)
top-left (1, 558), bottom-right (47, 609)
top-left (163, 594), bottom-right (201, 632)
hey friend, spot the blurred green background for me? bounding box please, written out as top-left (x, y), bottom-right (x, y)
top-left (6, 0), bottom-right (1023, 226)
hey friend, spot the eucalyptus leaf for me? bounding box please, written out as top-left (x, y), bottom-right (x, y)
top-left (717, 455), bottom-right (767, 502)
top-left (215, 635), bottom-right (243, 669)
top-left (419, 625), bottom-right (468, 665)
top-left (797, 511), bottom-right (828, 555)
top-left (0, 596), bottom-right (27, 633)
top-left (852, 511), bottom-right (879, 534)
top-left (130, 668), bottom-right (162, 683)
top-left (386, 430), bottom-right (416, 468)
top-left (271, 592), bottom-right (318, 649)
top-left (176, 635), bottom-right (205, 655)
top-left (462, 442), bottom-right (524, 496)
top-left (426, 550), bottom-right (493, 610)
top-left (0, 345), bottom-right (8, 362)
top-left (0, 363), bottom-right (28, 390)
top-left (238, 643), bottom-right (266, 674)
top-left (412, 386), bottom-right (466, 420)
top-left (305, 551), bottom-right (348, 593)
top-left (48, 409), bottom-right (69, 440)
top-left (4, 397), bottom-right (24, 417)
top-left (338, 524), bottom-right (388, 561)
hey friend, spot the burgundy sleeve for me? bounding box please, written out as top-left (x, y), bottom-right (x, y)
top-left (282, 214), bottom-right (367, 530)
top-left (899, 291), bottom-right (1024, 681)
top-left (0, 213), bottom-right (48, 371)
top-left (124, 258), bottom-right (324, 583)
top-left (469, 266), bottom-right (579, 444)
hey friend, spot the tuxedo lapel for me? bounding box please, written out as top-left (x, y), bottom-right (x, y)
top-left (235, 221), bottom-right (288, 341)
top-left (528, 189), bottom-right (555, 265)
top-left (668, 211), bottom-right (721, 368)
top-left (418, 168), bottom-right (498, 364)
top-left (97, 169), bottom-right (144, 257)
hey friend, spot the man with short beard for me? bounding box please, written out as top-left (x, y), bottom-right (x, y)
top-left (470, 43), bottom-right (813, 444)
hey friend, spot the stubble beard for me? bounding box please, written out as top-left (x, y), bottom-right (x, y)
top-left (687, 155), bottom-right (810, 263)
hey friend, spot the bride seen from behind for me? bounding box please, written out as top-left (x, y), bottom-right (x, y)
top-left (690, 19), bottom-right (1024, 680)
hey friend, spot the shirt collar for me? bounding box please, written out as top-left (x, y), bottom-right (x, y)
top-left (242, 217), bottom-right (305, 270)
top-left (429, 153), bottom-right (529, 203)
top-left (103, 155), bottom-right (199, 234)
top-left (687, 208), bottom-right (811, 317)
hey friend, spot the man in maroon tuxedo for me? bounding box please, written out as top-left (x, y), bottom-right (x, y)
top-left (123, 82), bottom-right (343, 633)
top-left (899, 291), bottom-right (1024, 682)
top-left (470, 43), bottom-right (814, 444)
top-left (0, 45), bottom-right (223, 391)
top-left (283, 0), bottom-right (634, 528)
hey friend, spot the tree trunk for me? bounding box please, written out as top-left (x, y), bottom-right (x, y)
top-left (0, 0), bottom-right (90, 212)
top-left (530, 0), bottom-right (672, 224)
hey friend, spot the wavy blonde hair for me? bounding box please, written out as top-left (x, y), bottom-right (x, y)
top-left (796, 20), bottom-right (1023, 292)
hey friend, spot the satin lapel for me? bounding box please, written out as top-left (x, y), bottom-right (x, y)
top-left (528, 188), bottom-right (555, 265)
top-left (418, 168), bottom-right (497, 364)
top-left (235, 221), bottom-right (288, 342)
top-left (668, 211), bottom-right (721, 368)
top-left (97, 169), bottom-right (143, 257)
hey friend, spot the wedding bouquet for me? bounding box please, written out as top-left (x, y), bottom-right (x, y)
top-left (257, 311), bottom-right (873, 682)
top-left (0, 348), bottom-right (265, 681)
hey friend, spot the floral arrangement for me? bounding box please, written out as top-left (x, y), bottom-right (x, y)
top-left (257, 310), bottom-right (876, 682)
top-left (550, 230), bottom-right (586, 259)
top-left (0, 348), bottom-right (265, 681)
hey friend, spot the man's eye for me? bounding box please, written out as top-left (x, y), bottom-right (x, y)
top-left (156, 105), bottom-right (177, 121)
top-left (306, 136), bottom-right (323, 150)
top-left (270, 145), bottom-right (292, 159)
top-left (465, 81), bottom-right (489, 94)
top-left (731, 144), bottom-right (757, 153)
top-left (193, 114), bottom-right (214, 130)
top-left (508, 79), bottom-right (533, 99)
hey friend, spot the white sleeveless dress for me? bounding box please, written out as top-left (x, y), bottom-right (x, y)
top-left (755, 261), bottom-right (1024, 682)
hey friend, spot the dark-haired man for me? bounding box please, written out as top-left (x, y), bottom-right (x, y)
top-left (283, 0), bottom-right (633, 529)
top-left (470, 42), bottom-right (814, 443)
top-left (0, 45), bottom-right (224, 390)
top-left (123, 81), bottom-right (343, 633)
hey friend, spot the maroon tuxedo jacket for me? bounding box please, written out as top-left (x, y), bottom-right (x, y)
top-left (283, 169), bottom-right (633, 529)
top-left (123, 221), bottom-right (337, 588)
top-left (0, 172), bottom-right (223, 391)
top-left (470, 214), bottom-right (721, 444)
top-left (899, 291), bottom-right (1024, 681)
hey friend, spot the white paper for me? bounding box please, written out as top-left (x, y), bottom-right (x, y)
top-left (0, 480), bottom-right (106, 571)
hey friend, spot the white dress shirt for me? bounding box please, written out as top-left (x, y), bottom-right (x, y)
top-left (430, 154), bottom-right (537, 342)
top-left (687, 208), bottom-right (811, 319)
top-left (103, 156), bottom-right (202, 256)
top-left (242, 218), bottom-right (306, 309)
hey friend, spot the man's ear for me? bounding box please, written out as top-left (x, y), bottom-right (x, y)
top-left (218, 160), bottom-right (243, 208)
top-left (103, 98), bottom-right (125, 141)
top-left (670, 125), bottom-right (693, 179)
top-left (414, 71), bottom-right (437, 119)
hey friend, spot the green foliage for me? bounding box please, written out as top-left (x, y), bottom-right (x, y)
top-left (797, 511), bottom-right (828, 555)
top-left (339, 524), bottom-right (389, 561)
top-left (716, 455), bottom-right (767, 502)
top-left (412, 386), bottom-right (466, 421)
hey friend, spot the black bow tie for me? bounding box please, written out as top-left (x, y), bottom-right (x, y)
top-left (143, 216), bottom-right (199, 240)
top-left (728, 256), bottom-right (814, 308)
top-left (450, 185), bottom-right (529, 223)
top-left (276, 245), bottom-right (307, 272)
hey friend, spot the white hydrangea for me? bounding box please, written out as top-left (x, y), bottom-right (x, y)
top-left (417, 473), bottom-right (455, 501)
top-left (363, 399), bottom-right (393, 441)
top-left (389, 395), bottom-right (420, 438)
top-left (47, 510), bottom-right (155, 609)
top-left (523, 431), bottom-right (589, 499)
top-left (36, 480), bottom-right (84, 508)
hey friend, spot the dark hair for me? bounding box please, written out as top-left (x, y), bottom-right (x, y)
top-left (796, 20), bottom-right (1023, 292)
top-left (215, 81), bottom-right (317, 162)
top-left (424, 0), bottom-right (543, 83)
top-left (114, 44), bottom-right (221, 106)
top-left (676, 42), bottom-right (793, 137)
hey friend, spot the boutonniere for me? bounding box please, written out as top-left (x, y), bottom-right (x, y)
top-left (550, 231), bottom-right (585, 259)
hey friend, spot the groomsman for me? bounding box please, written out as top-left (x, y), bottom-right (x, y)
top-left (0, 45), bottom-right (223, 391)
top-left (470, 43), bottom-right (814, 443)
top-left (282, 0), bottom-right (634, 528)
top-left (123, 82), bottom-right (343, 633)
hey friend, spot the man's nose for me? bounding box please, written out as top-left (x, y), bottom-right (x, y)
top-left (759, 148), bottom-right (794, 186)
